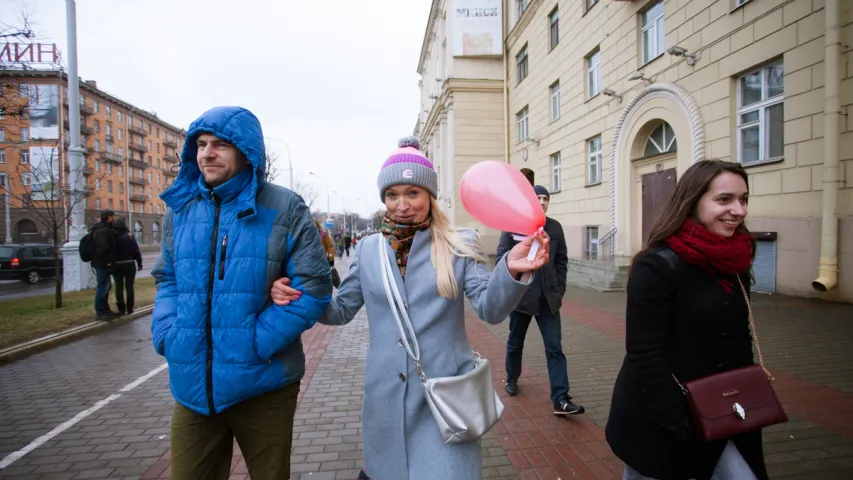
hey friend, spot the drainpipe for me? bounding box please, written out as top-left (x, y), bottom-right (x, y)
top-left (502, 0), bottom-right (510, 164)
top-left (813, 0), bottom-right (841, 293)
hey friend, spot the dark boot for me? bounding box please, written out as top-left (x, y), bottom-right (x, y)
top-left (505, 377), bottom-right (519, 396)
top-left (117, 304), bottom-right (126, 315)
top-left (126, 305), bottom-right (134, 315)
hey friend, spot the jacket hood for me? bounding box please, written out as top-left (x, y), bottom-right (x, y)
top-left (160, 106), bottom-right (266, 214)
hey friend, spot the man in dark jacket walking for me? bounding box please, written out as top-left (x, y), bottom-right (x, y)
top-left (112, 217), bottom-right (142, 315)
top-left (496, 185), bottom-right (584, 415)
top-left (91, 210), bottom-right (119, 320)
top-left (344, 232), bottom-right (352, 257)
top-left (151, 106), bottom-right (332, 479)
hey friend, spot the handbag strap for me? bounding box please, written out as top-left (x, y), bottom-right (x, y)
top-left (673, 275), bottom-right (774, 394)
top-left (378, 236), bottom-right (428, 381)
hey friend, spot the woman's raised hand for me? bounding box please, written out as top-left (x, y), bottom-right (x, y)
top-left (505, 229), bottom-right (551, 277)
top-left (271, 277), bottom-right (302, 306)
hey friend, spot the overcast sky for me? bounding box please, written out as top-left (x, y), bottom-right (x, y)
top-left (2, 0), bottom-right (431, 218)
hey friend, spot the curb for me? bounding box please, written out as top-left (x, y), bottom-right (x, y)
top-left (0, 305), bottom-right (155, 364)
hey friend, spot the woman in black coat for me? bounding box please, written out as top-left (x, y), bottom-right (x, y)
top-left (605, 160), bottom-right (768, 480)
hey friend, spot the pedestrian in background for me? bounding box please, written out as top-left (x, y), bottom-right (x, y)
top-left (151, 106), bottom-right (332, 480)
top-left (112, 217), bottom-right (142, 315)
top-left (270, 136), bottom-right (550, 479)
top-left (335, 233), bottom-right (345, 258)
top-left (344, 232), bottom-right (352, 257)
top-left (606, 160), bottom-right (768, 480)
top-left (496, 185), bottom-right (584, 416)
top-left (90, 209), bottom-right (119, 320)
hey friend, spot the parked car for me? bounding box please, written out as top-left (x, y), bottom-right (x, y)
top-left (0, 243), bottom-right (64, 284)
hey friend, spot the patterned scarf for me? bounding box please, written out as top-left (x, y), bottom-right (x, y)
top-left (380, 212), bottom-right (431, 277)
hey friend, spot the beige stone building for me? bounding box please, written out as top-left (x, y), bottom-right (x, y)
top-left (414, 0), bottom-right (506, 252)
top-left (497, 0), bottom-right (851, 301)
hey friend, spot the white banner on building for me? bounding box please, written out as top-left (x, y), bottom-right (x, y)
top-left (452, 0), bottom-right (502, 57)
top-left (28, 84), bottom-right (59, 140)
top-left (29, 146), bottom-right (60, 201)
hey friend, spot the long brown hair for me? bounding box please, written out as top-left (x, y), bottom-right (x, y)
top-left (631, 160), bottom-right (756, 269)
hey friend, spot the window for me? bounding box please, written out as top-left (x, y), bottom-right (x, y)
top-left (20, 127), bottom-right (29, 141)
top-left (587, 49), bottom-right (601, 97)
top-left (108, 180), bottom-right (113, 193)
top-left (117, 129), bottom-right (122, 141)
top-left (20, 151), bottom-right (29, 164)
top-left (586, 226), bottom-right (600, 259)
top-left (550, 81), bottom-right (560, 121)
top-left (129, 167), bottom-right (134, 178)
top-left (118, 165), bottom-right (123, 176)
top-left (127, 114), bottom-right (132, 126)
top-left (588, 135), bottom-right (602, 185)
top-left (587, 0), bottom-right (599, 10)
top-left (516, 0), bottom-right (529, 18)
top-left (156, 144), bottom-right (160, 153)
top-left (95, 139), bottom-right (100, 151)
top-left (94, 100), bottom-right (99, 113)
top-left (738, 61), bottom-right (784, 165)
top-left (118, 147), bottom-right (123, 157)
top-left (108, 199), bottom-right (113, 209)
top-left (130, 184), bottom-right (135, 195)
top-left (642, 1), bottom-right (665, 64)
top-left (550, 152), bottom-right (562, 192)
top-left (119, 200), bottom-right (124, 211)
top-left (644, 122), bottom-right (677, 156)
top-left (18, 83), bottom-right (28, 96)
top-left (106, 124), bottom-right (111, 136)
top-left (735, 0), bottom-right (750, 6)
top-left (516, 106), bottom-right (529, 143)
top-left (516, 45), bottom-right (529, 84)
top-left (106, 106), bottom-right (111, 118)
top-left (147, 124), bottom-right (152, 134)
top-left (96, 198), bottom-right (101, 210)
top-left (21, 172), bottom-right (31, 186)
top-left (119, 183), bottom-right (124, 194)
top-left (148, 139), bottom-right (152, 150)
top-left (117, 111), bottom-right (122, 123)
top-left (0, 149), bottom-right (4, 164)
top-left (94, 120), bottom-right (100, 133)
top-left (95, 179), bottom-right (101, 190)
top-left (156, 127), bottom-right (160, 137)
top-left (147, 187), bottom-right (152, 197)
top-left (0, 128), bottom-right (4, 141)
top-left (157, 173), bottom-right (161, 185)
top-left (549, 7), bottom-right (559, 50)
top-left (148, 204), bottom-right (153, 214)
top-left (157, 203), bottom-right (161, 215)
top-left (107, 163), bottom-right (113, 174)
top-left (148, 172), bottom-right (152, 182)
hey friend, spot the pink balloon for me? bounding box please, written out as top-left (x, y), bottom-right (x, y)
top-left (460, 161), bottom-right (545, 235)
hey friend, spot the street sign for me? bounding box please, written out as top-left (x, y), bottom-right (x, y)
top-left (325, 219), bottom-right (334, 229)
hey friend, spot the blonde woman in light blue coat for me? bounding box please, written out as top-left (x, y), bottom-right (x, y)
top-left (271, 138), bottom-right (550, 480)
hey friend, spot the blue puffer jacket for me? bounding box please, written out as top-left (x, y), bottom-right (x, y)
top-left (151, 106), bottom-right (332, 415)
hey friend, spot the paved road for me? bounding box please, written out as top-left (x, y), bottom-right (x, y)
top-left (0, 252), bottom-right (161, 301)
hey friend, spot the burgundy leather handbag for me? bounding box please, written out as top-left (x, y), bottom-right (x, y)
top-left (673, 277), bottom-right (788, 441)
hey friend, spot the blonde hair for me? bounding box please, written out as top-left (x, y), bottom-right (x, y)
top-left (428, 198), bottom-right (488, 299)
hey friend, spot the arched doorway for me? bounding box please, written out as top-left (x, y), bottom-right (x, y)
top-left (134, 221), bottom-right (143, 243)
top-left (152, 222), bottom-right (160, 244)
top-left (609, 83), bottom-right (704, 255)
top-left (16, 218), bottom-right (38, 237)
top-left (519, 168), bottom-right (534, 186)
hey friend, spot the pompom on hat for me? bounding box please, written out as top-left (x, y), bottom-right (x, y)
top-left (377, 136), bottom-right (438, 202)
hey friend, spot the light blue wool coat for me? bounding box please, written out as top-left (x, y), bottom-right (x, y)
top-left (151, 106), bottom-right (332, 415)
top-left (321, 231), bottom-right (531, 480)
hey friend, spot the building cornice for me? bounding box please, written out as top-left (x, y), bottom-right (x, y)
top-left (506, 0), bottom-right (546, 49)
top-left (417, 0), bottom-right (443, 74)
top-left (0, 69), bottom-right (186, 134)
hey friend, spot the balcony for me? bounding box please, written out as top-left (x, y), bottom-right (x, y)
top-left (127, 124), bottom-right (146, 136)
top-left (63, 99), bottom-right (94, 116)
top-left (63, 142), bottom-right (95, 155)
top-left (99, 151), bottom-right (123, 164)
top-left (105, 135), bottom-right (114, 143)
top-left (63, 121), bottom-right (95, 135)
top-left (130, 194), bottom-right (148, 202)
top-left (128, 177), bottom-right (149, 186)
top-left (163, 168), bottom-right (177, 178)
top-left (128, 142), bottom-right (150, 153)
top-left (128, 158), bottom-right (148, 169)
top-left (64, 164), bottom-right (95, 176)
top-left (163, 138), bottom-right (178, 148)
top-left (63, 187), bottom-right (93, 196)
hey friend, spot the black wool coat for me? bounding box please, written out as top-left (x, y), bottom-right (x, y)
top-left (495, 216), bottom-right (568, 316)
top-left (605, 246), bottom-right (768, 480)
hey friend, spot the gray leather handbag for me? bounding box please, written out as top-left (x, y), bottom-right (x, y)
top-left (378, 237), bottom-right (505, 444)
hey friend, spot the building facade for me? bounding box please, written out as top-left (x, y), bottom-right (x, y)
top-left (415, 0), bottom-right (506, 253)
top-left (0, 70), bottom-right (185, 245)
top-left (501, 0), bottom-right (851, 301)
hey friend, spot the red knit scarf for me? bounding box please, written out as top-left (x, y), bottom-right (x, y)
top-left (664, 219), bottom-right (752, 293)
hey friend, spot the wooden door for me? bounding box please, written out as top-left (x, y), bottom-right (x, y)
top-left (641, 168), bottom-right (677, 246)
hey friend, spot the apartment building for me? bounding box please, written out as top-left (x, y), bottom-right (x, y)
top-left (0, 70), bottom-right (185, 245)
top-left (503, 0), bottom-right (851, 301)
top-left (414, 0), bottom-right (506, 252)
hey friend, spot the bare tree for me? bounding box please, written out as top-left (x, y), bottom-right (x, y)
top-left (291, 178), bottom-right (319, 210)
top-left (1, 140), bottom-right (107, 307)
top-left (263, 148), bottom-right (281, 184)
top-left (372, 209), bottom-right (385, 231)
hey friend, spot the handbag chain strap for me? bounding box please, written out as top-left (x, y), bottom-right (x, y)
top-left (378, 236), bottom-right (428, 381)
top-left (673, 275), bottom-right (774, 395)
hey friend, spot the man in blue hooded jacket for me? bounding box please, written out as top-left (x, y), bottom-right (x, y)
top-left (151, 106), bottom-right (332, 479)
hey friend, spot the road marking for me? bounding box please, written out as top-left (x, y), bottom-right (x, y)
top-left (0, 363), bottom-right (168, 469)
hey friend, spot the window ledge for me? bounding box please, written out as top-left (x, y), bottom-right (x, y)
top-left (585, 92), bottom-right (601, 104)
top-left (741, 156), bottom-right (784, 169)
top-left (585, 181), bottom-right (603, 188)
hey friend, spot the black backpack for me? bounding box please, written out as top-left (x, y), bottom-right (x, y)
top-left (79, 232), bottom-right (95, 262)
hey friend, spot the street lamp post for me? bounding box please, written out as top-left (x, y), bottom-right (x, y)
top-left (61, 0), bottom-right (95, 291)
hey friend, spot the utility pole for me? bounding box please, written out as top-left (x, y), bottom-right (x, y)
top-left (3, 175), bottom-right (11, 243)
top-left (61, 0), bottom-right (95, 291)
